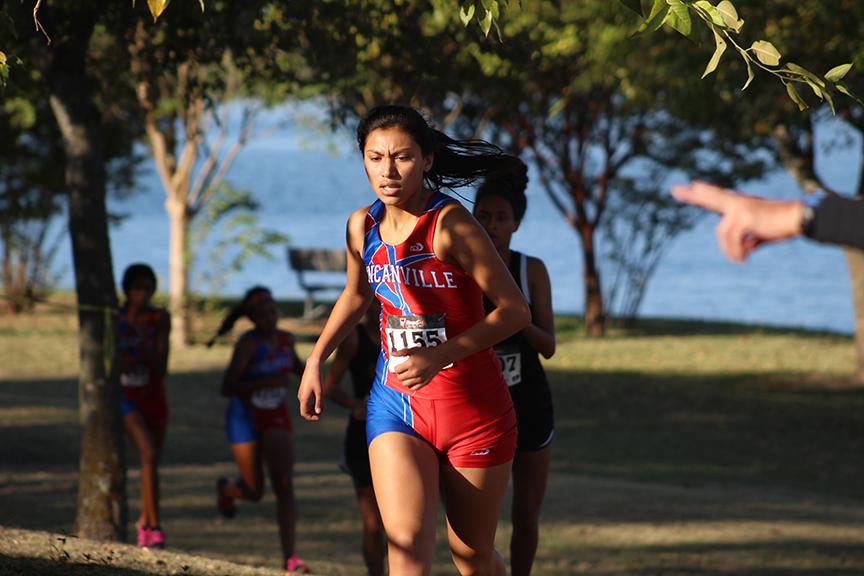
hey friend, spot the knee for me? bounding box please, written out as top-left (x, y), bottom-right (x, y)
top-left (450, 549), bottom-right (498, 576)
top-left (386, 528), bottom-right (429, 559)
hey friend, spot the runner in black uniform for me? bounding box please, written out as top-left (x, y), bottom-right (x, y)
top-left (323, 300), bottom-right (385, 576)
top-left (475, 161), bottom-right (556, 576)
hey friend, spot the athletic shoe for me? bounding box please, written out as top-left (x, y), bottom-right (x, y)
top-left (136, 526), bottom-right (150, 547)
top-left (216, 477), bottom-right (236, 519)
top-left (147, 527), bottom-right (165, 549)
top-left (285, 554), bottom-right (311, 574)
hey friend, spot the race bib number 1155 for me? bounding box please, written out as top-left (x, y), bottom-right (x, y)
top-left (385, 314), bottom-right (452, 372)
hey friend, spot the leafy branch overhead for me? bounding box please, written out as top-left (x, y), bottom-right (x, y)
top-left (619, 0), bottom-right (862, 112)
top-left (458, 0), bottom-right (512, 38)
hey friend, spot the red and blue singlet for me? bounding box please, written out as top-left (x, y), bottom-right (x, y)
top-left (363, 191), bottom-right (517, 468)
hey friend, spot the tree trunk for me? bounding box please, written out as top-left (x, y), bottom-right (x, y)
top-left (168, 195), bottom-right (190, 348)
top-left (774, 122), bottom-right (864, 381)
top-left (579, 222), bottom-right (606, 337)
top-left (846, 250), bottom-right (864, 382)
top-left (46, 11), bottom-right (126, 541)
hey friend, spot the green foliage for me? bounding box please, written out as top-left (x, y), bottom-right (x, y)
top-left (618, 0), bottom-right (861, 113)
top-left (457, 0), bottom-right (510, 37)
top-left (189, 183), bottom-right (288, 295)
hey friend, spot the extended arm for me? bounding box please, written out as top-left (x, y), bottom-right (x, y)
top-left (298, 209), bottom-right (374, 420)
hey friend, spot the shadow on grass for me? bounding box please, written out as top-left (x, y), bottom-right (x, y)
top-left (2, 363), bottom-right (864, 574)
top-left (548, 367), bottom-right (864, 502)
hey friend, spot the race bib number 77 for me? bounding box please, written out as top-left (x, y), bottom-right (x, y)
top-left (385, 314), bottom-right (452, 372)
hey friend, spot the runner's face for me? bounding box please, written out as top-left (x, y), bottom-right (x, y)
top-left (474, 194), bottom-right (518, 253)
top-left (127, 277), bottom-right (155, 308)
top-left (363, 127), bottom-right (433, 208)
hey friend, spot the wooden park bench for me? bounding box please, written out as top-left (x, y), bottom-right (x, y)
top-left (287, 247), bottom-right (347, 319)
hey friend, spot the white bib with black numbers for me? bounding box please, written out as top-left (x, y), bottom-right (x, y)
top-left (494, 344), bottom-right (522, 387)
top-left (120, 366), bottom-right (149, 388)
top-left (250, 386), bottom-right (287, 410)
top-left (385, 314), bottom-right (452, 372)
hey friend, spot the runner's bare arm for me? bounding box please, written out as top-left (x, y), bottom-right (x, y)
top-left (298, 208), bottom-right (374, 420)
top-left (521, 256), bottom-right (555, 358)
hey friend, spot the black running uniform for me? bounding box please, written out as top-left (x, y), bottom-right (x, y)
top-left (484, 250), bottom-right (555, 451)
top-left (341, 323), bottom-right (379, 488)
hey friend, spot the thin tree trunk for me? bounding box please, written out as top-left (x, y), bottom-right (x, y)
top-left (845, 133), bottom-right (864, 382)
top-left (46, 10), bottom-right (126, 541)
top-left (168, 195), bottom-right (190, 348)
top-left (775, 122), bottom-right (864, 381)
top-left (579, 222), bottom-right (605, 337)
top-left (846, 251), bottom-right (864, 381)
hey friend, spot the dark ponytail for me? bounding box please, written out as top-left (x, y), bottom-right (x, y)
top-left (206, 286), bottom-right (272, 348)
top-left (474, 159), bottom-right (530, 224)
top-left (357, 105), bottom-right (523, 191)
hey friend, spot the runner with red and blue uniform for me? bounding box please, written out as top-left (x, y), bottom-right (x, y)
top-left (364, 191), bottom-right (517, 468)
top-left (298, 105), bottom-right (530, 576)
top-left (117, 263), bottom-right (171, 549)
top-left (210, 287), bottom-right (310, 574)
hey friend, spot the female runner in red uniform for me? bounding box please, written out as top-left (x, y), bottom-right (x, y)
top-left (475, 164), bottom-right (556, 576)
top-left (117, 263), bottom-right (171, 548)
top-left (299, 105), bottom-right (530, 576)
top-left (210, 287), bottom-right (310, 574)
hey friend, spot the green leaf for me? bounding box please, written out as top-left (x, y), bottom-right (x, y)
top-left (702, 30), bottom-right (726, 78)
top-left (785, 62), bottom-right (825, 88)
top-left (198, 0), bottom-right (205, 12)
top-left (803, 79), bottom-right (824, 100)
top-left (716, 0), bottom-right (743, 32)
top-left (665, 0), bottom-right (692, 38)
top-left (750, 40), bottom-right (781, 67)
top-left (835, 82), bottom-right (864, 106)
top-left (742, 56), bottom-right (755, 90)
top-left (785, 83), bottom-right (808, 111)
top-left (635, 0), bottom-right (670, 35)
top-left (823, 87), bottom-right (836, 114)
top-left (480, 7), bottom-right (494, 36)
top-left (694, 1), bottom-right (724, 26)
top-left (825, 63), bottom-right (853, 83)
top-left (619, 0), bottom-right (643, 15)
top-left (459, 3), bottom-right (476, 27)
top-left (147, 0), bottom-right (171, 22)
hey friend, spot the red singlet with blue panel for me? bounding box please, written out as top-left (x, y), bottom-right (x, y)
top-left (117, 306), bottom-right (169, 430)
top-left (363, 191), bottom-right (516, 468)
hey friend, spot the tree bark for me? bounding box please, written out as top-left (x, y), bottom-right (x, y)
top-left (775, 122), bottom-right (864, 381)
top-left (168, 194), bottom-right (190, 348)
top-left (579, 221), bottom-right (606, 337)
top-left (46, 9), bottom-right (126, 541)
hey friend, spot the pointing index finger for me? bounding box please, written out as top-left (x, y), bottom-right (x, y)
top-left (671, 180), bottom-right (734, 215)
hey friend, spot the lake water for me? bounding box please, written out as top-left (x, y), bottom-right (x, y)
top-left (52, 112), bottom-right (862, 334)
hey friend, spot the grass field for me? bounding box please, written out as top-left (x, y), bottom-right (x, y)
top-left (1, 301), bottom-right (864, 574)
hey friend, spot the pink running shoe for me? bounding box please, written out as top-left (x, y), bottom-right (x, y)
top-left (136, 526), bottom-right (150, 547)
top-left (147, 527), bottom-right (165, 549)
top-left (285, 554), bottom-right (311, 574)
